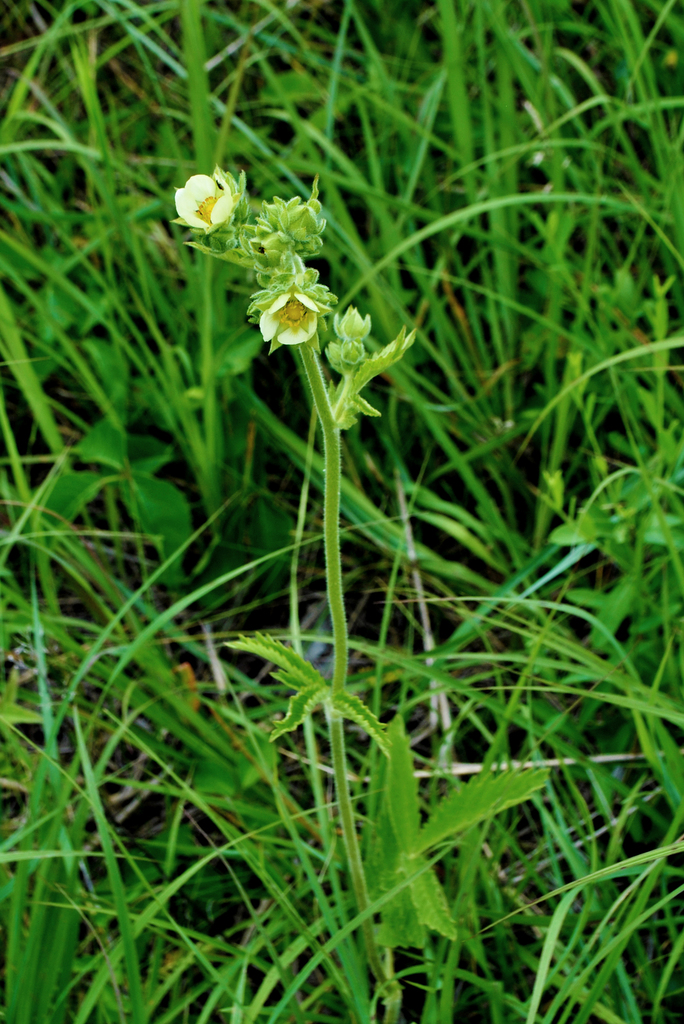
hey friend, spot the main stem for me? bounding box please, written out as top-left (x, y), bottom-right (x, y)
top-left (299, 344), bottom-right (386, 987)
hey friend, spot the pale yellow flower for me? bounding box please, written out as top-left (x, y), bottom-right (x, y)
top-left (174, 174), bottom-right (239, 231)
top-left (259, 290), bottom-right (324, 346)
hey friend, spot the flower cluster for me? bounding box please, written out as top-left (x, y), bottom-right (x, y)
top-left (172, 167), bottom-right (414, 423)
top-left (174, 169), bottom-right (336, 353)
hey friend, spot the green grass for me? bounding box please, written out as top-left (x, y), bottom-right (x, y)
top-left (2, 0), bottom-right (684, 1020)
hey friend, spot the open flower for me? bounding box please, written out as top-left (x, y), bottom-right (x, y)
top-left (174, 174), bottom-right (240, 232)
top-left (259, 288), bottom-right (329, 347)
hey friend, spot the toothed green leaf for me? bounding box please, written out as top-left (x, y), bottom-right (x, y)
top-left (368, 800), bottom-right (425, 948)
top-left (332, 692), bottom-right (389, 754)
top-left (409, 860), bottom-right (457, 940)
top-left (335, 406), bottom-right (360, 430)
top-left (415, 769), bottom-right (549, 855)
top-left (227, 633), bottom-right (328, 692)
top-left (368, 800), bottom-right (400, 900)
top-left (269, 683), bottom-right (328, 741)
top-left (351, 394), bottom-right (381, 417)
top-left (350, 326), bottom-right (416, 394)
top-left (386, 716), bottom-right (421, 853)
top-left (377, 885), bottom-right (426, 949)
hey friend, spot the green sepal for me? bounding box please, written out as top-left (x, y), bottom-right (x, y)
top-left (415, 768), bottom-right (549, 855)
top-left (227, 633), bottom-right (328, 692)
top-left (332, 692), bottom-right (389, 754)
top-left (270, 683), bottom-right (329, 741)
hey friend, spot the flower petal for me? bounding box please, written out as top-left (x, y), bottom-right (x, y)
top-left (175, 190), bottom-right (209, 229)
top-left (266, 292), bottom-right (291, 314)
top-left (294, 291), bottom-right (319, 312)
top-left (210, 193), bottom-right (237, 225)
top-left (185, 174), bottom-right (217, 202)
top-left (260, 310), bottom-right (281, 342)
top-left (175, 188), bottom-right (194, 219)
top-left (279, 315), bottom-right (317, 346)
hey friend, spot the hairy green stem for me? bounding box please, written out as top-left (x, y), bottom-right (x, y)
top-left (299, 345), bottom-right (348, 696)
top-left (329, 712), bottom-right (386, 984)
top-left (299, 344), bottom-right (387, 988)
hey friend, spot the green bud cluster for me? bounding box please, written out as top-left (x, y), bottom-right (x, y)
top-left (327, 307), bottom-right (372, 374)
top-left (241, 178), bottom-right (326, 279)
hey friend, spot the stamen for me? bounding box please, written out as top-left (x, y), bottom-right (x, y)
top-left (196, 195), bottom-right (219, 225)
top-left (279, 298), bottom-right (309, 328)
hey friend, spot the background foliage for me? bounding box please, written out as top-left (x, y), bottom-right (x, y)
top-left (2, 0), bottom-right (684, 1021)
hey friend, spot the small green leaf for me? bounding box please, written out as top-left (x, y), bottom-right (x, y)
top-left (270, 684), bottom-right (328, 741)
top-left (409, 860), bottom-right (457, 940)
top-left (332, 692), bottom-right (389, 754)
top-left (227, 633), bottom-right (328, 692)
top-left (549, 521), bottom-right (596, 546)
top-left (415, 770), bottom-right (549, 855)
top-left (351, 394), bottom-right (381, 417)
top-left (127, 471), bottom-right (192, 585)
top-left (43, 471), bottom-right (107, 522)
top-left (350, 326), bottom-right (416, 394)
top-left (386, 716), bottom-right (421, 854)
top-left (78, 418), bottom-right (126, 469)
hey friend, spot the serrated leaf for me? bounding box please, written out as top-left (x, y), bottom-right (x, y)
top-left (332, 692), bottom-right (389, 754)
top-left (386, 716), bottom-right (421, 854)
top-left (351, 394), bottom-right (381, 417)
top-left (409, 860), bottom-right (457, 940)
top-left (377, 885), bottom-right (426, 949)
top-left (351, 326), bottom-right (416, 395)
top-left (415, 769), bottom-right (549, 855)
top-left (269, 684), bottom-right (328, 741)
top-left (368, 799), bottom-right (425, 948)
top-left (227, 633), bottom-right (328, 692)
top-left (336, 407), bottom-right (360, 430)
top-left (367, 800), bottom-right (400, 899)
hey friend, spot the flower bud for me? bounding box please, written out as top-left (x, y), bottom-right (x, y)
top-left (333, 307), bottom-right (371, 344)
top-left (244, 178), bottom-right (326, 270)
top-left (327, 338), bottom-right (366, 375)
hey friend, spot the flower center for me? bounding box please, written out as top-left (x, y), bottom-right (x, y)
top-left (278, 298), bottom-right (308, 328)
top-left (196, 195), bottom-right (219, 225)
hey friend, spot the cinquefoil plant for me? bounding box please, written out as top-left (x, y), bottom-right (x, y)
top-left (173, 167), bottom-right (548, 1022)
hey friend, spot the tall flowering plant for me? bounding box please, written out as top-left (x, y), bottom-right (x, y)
top-left (172, 167), bottom-right (547, 1022)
